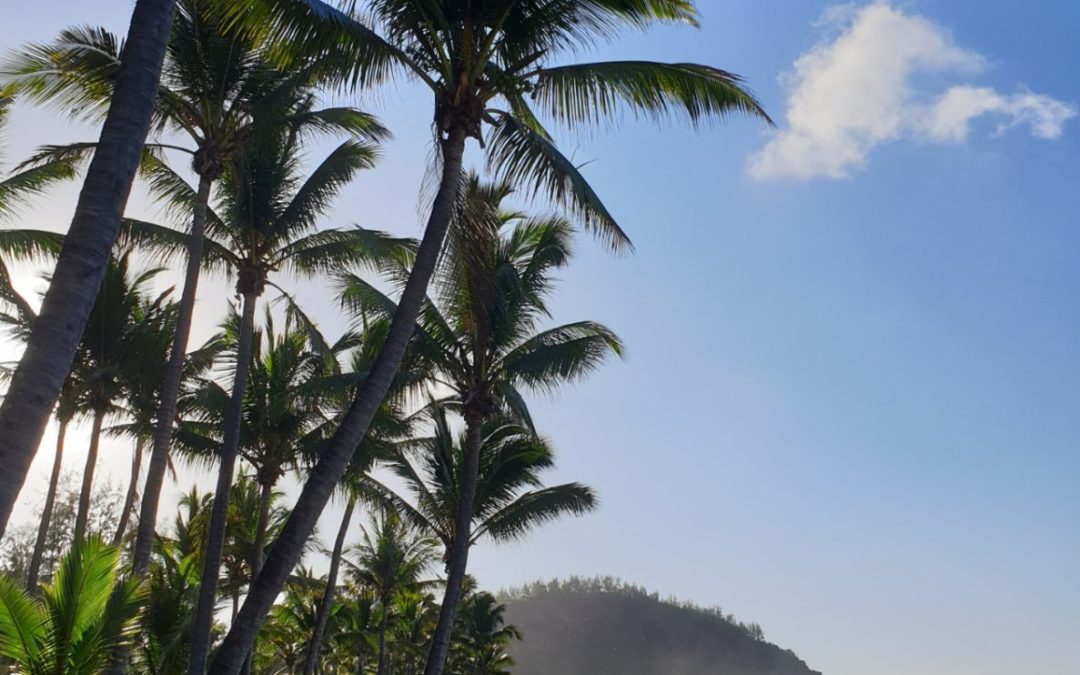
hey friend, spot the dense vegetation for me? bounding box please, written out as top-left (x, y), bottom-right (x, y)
top-left (502, 578), bottom-right (819, 675)
top-left (0, 0), bottom-right (772, 673)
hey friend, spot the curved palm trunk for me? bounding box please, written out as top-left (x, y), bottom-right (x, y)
top-left (421, 413), bottom-right (483, 675)
top-left (376, 603), bottom-right (390, 675)
top-left (187, 291), bottom-right (258, 675)
top-left (25, 417), bottom-right (68, 591)
top-left (73, 410), bottom-right (106, 542)
top-left (206, 126), bottom-right (469, 675)
top-left (113, 437), bottom-right (145, 545)
top-left (132, 172), bottom-right (212, 576)
top-left (303, 497), bottom-right (356, 675)
top-left (0, 0), bottom-right (177, 539)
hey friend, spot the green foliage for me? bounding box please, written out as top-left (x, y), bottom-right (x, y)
top-left (0, 537), bottom-right (145, 675)
top-left (500, 576), bottom-right (766, 641)
top-left (0, 477), bottom-right (124, 589)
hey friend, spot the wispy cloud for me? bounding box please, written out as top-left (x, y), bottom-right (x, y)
top-left (747, 2), bottom-right (1076, 181)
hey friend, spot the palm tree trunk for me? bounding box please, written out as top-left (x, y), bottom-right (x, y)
top-left (113, 437), bottom-right (145, 545)
top-left (25, 417), bottom-right (68, 591)
top-left (0, 0), bottom-right (177, 538)
top-left (239, 479), bottom-right (274, 675)
top-left (187, 290), bottom-right (258, 675)
top-left (377, 605), bottom-right (390, 675)
top-left (421, 412), bottom-right (483, 675)
top-left (206, 126), bottom-right (469, 675)
top-left (303, 497), bottom-right (356, 675)
top-left (73, 410), bottom-right (106, 542)
top-left (131, 171), bottom-right (212, 576)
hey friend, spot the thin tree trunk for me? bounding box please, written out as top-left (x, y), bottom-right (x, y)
top-left (187, 291), bottom-right (258, 675)
top-left (377, 605), bottom-right (389, 675)
top-left (206, 126), bottom-right (469, 675)
top-left (421, 412), bottom-right (483, 675)
top-left (113, 437), bottom-right (145, 545)
top-left (25, 417), bottom-right (68, 591)
top-left (0, 0), bottom-right (177, 538)
top-left (303, 497), bottom-right (356, 675)
top-left (239, 479), bottom-right (274, 675)
top-left (356, 654), bottom-right (365, 675)
top-left (73, 410), bottom-right (106, 542)
top-left (131, 171), bottom-right (212, 576)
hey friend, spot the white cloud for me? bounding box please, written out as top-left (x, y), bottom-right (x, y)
top-left (748, 2), bottom-right (1076, 181)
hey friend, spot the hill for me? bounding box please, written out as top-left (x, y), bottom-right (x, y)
top-left (501, 578), bottom-right (820, 675)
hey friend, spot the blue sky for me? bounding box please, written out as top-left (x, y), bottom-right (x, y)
top-left (3, 2), bottom-right (1079, 674)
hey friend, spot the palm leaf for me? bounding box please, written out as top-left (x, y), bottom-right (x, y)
top-left (474, 483), bottom-right (597, 543)
top-left (500, 321), bottom-right (624, 391)
top-left (486, 111), bottom-right (631, 252)
top-left (531, 60), bottom-right (771, 130)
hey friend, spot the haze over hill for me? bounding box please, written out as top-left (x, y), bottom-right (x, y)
top-left (501, 578), bottom-right (820, 675)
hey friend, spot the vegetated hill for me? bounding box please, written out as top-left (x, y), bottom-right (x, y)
top-left (501, 577), bottom-right (820, 675)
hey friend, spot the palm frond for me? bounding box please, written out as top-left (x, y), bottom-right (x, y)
top-left (500, 321), bottom-right (624, 391)
top-left (473, 483), bottom-right (597, 543)
top-left (486, 112), bottom-right (631, 252)
top-left (531, 60), bottom-right (771, 129)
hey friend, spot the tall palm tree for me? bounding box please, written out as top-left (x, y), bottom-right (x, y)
top-left (0, 0), bottom-right (177, 536)
top-left (347, 510), bottom-right (438, 675)
top-left (0, 537), bottom-right (146, 675)
top-left (343, 177), bottom-right (616, 672)
top-left (211, 4), bottom-right (768, 667)
top-left (2, 1), bottom-right (389, 572)
top-left (73, 253), bottom-right (173, 544)
top-left (125, 110), bottom-right (400, 675)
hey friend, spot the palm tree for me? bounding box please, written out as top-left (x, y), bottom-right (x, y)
top-left (73, 253), bottom-right (173, 544)
top-left (347, 510), bottom-right (438, 675)
top-left (448, 588), bottom-right (519, 675)
top-left (0, 537), bottom-right (146, 675)
top-left (2, 1), bottom-right (389, 572)
top-left (343, 177), bottom-right (615, 672)
top-left (0, 0), bottom-right (177, 536)
top-left (211, 4), bottom-right (768, 667)
top-left (390, 589), bottom-right (440, 675)
top-left (123, 109), bottom-right (400, 675)
top-left (0, 96), bottom-right (81, 591)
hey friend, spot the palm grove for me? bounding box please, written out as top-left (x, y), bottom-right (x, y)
top-left (0, 1), bottom-right (769, 674)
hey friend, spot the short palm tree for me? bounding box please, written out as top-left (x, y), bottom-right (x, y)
top-left (0, 537), bottom-right (146, 675)
top-left (212, 5), bottom-right (769, 667)
top-left (72, 253), bottom-right (173, 544)
top-left (3, 1), bottom-right (390, 574)
top-left (449, 588), bottom-right (520, 675)
top-left (302, 319), bottom-right (421, 675)
top-left (343, 176), bottom-right (617, 670)
top-left (347, 510), bottom-right (438, 675)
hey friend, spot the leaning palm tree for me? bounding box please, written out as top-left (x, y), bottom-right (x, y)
top-left (343, 176), bottom-right (615, 671)
top-left (0, 0), bottom-right (177, 536)
top-left (0, 96), bottom-right (82, 590)
top-left (2, 0), bottom-right (389, 571)
top-left (0, 537), bottom-right (146, 675)
top-left (211, 4), bottom-right (768, 667)
top-left (346, 510), bottom-right (438, 675)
